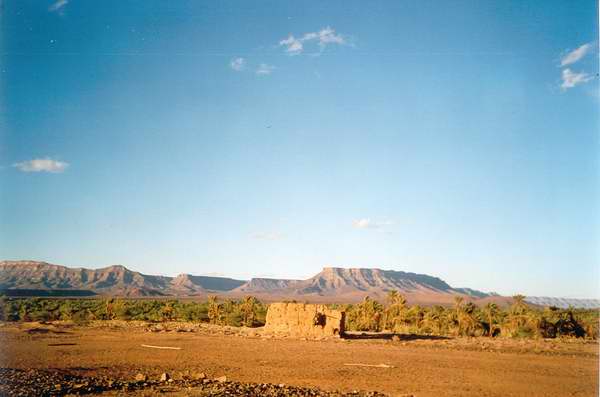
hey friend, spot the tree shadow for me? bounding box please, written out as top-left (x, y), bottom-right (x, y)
top-left (25, 328), bottom-right (73, 335)
top-left (342, 332), bottom-right (451, 341)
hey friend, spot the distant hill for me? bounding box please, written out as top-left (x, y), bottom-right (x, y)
top-left (0, 289), bottom-right (97, 297)
top-left (524, 296), bottom-right (600, 309)
top-left (235, 278), bottom-right (302, 293)
top-left (0, 261), bottom-right (242, 297)
top-left (0, 260), bottom-right (498, 305)
top-left (231, 267), bottom-right (493, 305)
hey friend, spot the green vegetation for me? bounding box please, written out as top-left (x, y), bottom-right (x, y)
top-left (0, 295), bottom-right (267, 327)
top-left (0, 291), bottom-right (596, 339)
top-left (342, 292), bottom-right (598, 339)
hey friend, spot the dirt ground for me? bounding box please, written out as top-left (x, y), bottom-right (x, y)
top-left (0, 321), bottom-right (598, 396)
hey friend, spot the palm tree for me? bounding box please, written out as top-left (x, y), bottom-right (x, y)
top-left (240, 296), bottom-right (257, 327)
top-left (387, 290), bottom-right (407, 307)
top-left (505, 295), bottom-right (530, 337)
top-left (161, 301), bottom-right (175, 322)
top-left (453, 296), bottom-right (465, 309)
top-left (59, 300), bottom-right (74, 321)
top-left (483, 303), bottom-right (499, 337)
top-left (356, 296), bottom-right (383, 332)
top-left (462, 302), bottom-right (481, 336)
top-left (512, 295), bottom-right (527, 311)
top-left (384, 290), bottom-right (406, 332)
top-left (387, 290), bottom-right (398, 306)
top-left (406, 305), bottom-right (424, 333)
top-left (452, 297), bottom-right (481, 336)
top-left (104, 298), bottom-right (115, 320)
top-left (422, 307), bottom-right (442, 335)
top-left (452, 296), bottom-right (465, 335)
top-left (207, 295), bottom-right (221, 325)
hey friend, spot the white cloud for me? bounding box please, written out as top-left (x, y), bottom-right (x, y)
top-left (560, 43), bottom-right (593, 67)
top-left (230, 57), bottom-right (246, 71)
top-left (13, 158), bottom-right (69, 173)
top-left (49, 0), bottom-right (68, 12)
top-left (561, 68), bottom-right (593, 90)
top-left (316, 27), bottom-right (345, 48)
top-left (279, 26), bottom-right (347, 55)
top-left (279, 35), bottom-right (303, 55)
top-left (256, 63), bottom-right (275, 75)
top-left (251, 232), bottom-right (283, 240)
top-left (352, 218), bottom-right (394, 230)
top-left (301, 32), bottom-right (318, 41)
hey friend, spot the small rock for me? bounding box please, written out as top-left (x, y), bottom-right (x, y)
top-left (192, 371), bottom-right (207, 380)
top-left (159, 373), bottom-right (170, 382)
top-left (215, 375), bottom-right (227, 383)
top-left (134, 373), bottom-right (147, 382)
top-left (392, 335), bottom-right (401, 342)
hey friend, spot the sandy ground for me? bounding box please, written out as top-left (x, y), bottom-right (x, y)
top-left (0, 322), bottom-right (597, 396)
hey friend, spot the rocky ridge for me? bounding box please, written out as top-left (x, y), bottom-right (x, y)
top-left (0, 260), bottom-right (492, 303)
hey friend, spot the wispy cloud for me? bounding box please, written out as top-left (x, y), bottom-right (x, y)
top-left (560, 43), bottom-right (593, 67)
top-left (561, 68), bottom-right (593, 90)
top-left (352, 218), bottom-right (394, 230)
top-left (49, 0), bottom-right (68, 13)
top-left (256, 63), bottom-right (275, 75)
top-left (251, 232), bottom-right (283, 240)
top-left (313, 27), bottom-right (346, 48)
top-left (230, 57), bottom-right (246, 71)
top-left (279, 36), bottom-right (304, 55)
top-left (13, 158), bottom-right (69, 173)
top-left (279, 26), bottom-right (347, 55)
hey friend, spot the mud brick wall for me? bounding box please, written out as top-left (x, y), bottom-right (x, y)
top-left (264, 302), bottom-right (345, 338)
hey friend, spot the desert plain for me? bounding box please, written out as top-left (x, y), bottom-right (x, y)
top-left (0, 321), bottom-right (597, 397)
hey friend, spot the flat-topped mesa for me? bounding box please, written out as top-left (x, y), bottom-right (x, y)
top-left (172, 274), bottom-right (245, 292)
top-left (0, 260), bottom-right (493, 302)
top-left (235, 278), bottom-right (301, 292)
top-left (318, 267), bottom-right (453, 291)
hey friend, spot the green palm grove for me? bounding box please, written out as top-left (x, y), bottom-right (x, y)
top-left (340, 292), bottom-right (596, 339)
top-left (0, 291), bottom-right (596, 339)
top-left (0, 295), bottom-right (268, 328)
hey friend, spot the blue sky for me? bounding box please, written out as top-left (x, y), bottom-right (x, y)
top-left (1, 0), bottom-right (598, 298)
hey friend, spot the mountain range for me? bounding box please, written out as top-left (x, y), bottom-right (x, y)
top-left (0, 260), bottom-right (501, 305)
